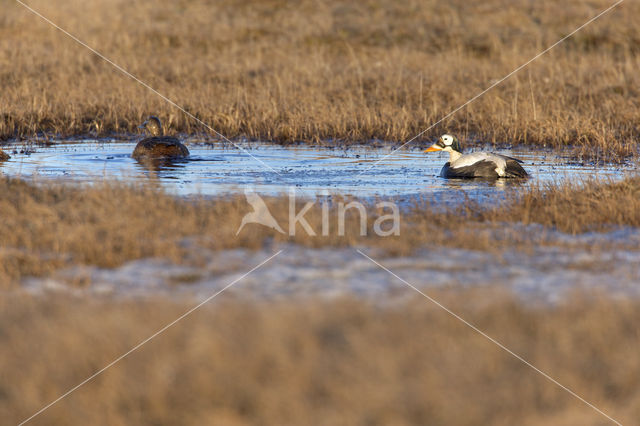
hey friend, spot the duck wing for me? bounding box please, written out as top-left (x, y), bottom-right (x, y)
top-left (494, 153), bottom-right (524, 164)
top-left (442, 160), bottom-right (500, 178)
top-left (490, 153), bottom-right (528, 177)
top-left (443, 152), bottom-right (528, 178)
top-left (502, 158), bottom-right (528, 177)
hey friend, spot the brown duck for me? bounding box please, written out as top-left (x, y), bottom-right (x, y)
top-left (132, 116), bottom-right (189, 159)
top-left (0, 148), bottom-right (10, 161)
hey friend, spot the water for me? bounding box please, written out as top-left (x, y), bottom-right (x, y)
top-left (0, 140), bottom-right (634, 202)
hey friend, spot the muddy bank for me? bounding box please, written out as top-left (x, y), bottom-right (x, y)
top-left (22, 228), bottom-right (640, 303)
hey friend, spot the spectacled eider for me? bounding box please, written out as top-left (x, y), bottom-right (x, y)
top-left (0, 149), bottom-right (9, 161)
top-left (425, 134), bottom-right (528, 179)
top-left (132, 116), bottom-right (189, 159)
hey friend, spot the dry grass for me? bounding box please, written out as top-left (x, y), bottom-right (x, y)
top-left (1, 0), bottom-right (639, 159)
top-left (495, 176), bottom-right (640, 233)
top-left (363, 175), bottom-right (640, 254)
top-left (2, 175), bottom-right (640, 288)
top-left (0, 177), bottom-right (382, 287)
top-left (2, 291), bottom-right (640, 425)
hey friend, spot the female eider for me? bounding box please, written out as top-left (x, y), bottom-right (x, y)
top-left (132, 116), bottom-right (189, 159)
top-left (425, 134), bottom-right (528, 179)
top-left (0, 148), bottom-right (10, 161)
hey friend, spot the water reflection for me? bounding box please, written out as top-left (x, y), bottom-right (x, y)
top-left (133, 157), bottom-right (189, 175)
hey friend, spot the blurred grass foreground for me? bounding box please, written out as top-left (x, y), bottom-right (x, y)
top-left (3, 293), bottom-right (640, 425)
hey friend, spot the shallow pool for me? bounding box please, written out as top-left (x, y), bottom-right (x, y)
top-left (0, 140), bottom-right (635, 202)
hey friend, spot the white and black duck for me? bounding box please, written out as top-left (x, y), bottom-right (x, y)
top-left (132, 116), bottom-right (189, 159)
top-left (425, 134), bottom-right (528, 179)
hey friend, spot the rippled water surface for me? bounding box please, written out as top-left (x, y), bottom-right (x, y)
top-left (0, 140), bottom-right (635, 202)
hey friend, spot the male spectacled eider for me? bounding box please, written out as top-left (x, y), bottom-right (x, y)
top-left (132, 116), bottom-right (189, 159)
top-left (425, 134), bottom-right (528, 179)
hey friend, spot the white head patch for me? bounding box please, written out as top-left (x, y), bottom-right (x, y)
top-left (441, 134), bottom-right (454, 146)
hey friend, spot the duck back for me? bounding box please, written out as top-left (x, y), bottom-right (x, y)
top-left (132, 136), bottom-right (189, 159)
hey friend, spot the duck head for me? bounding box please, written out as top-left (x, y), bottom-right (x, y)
top-left (424, 134), bottom-right (462, 154)
top-left (139, 116), bottom-right (164, 136)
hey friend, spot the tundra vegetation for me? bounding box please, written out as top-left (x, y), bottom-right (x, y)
top-left (1, 0), bottom-right (639, 160)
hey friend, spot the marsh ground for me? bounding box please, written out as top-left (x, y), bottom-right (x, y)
top-left (3, 176), bottom-right (640, 289)
top-left (2, 0), bottom-right (640, 424)
top-left (2, 176), bottom-right (639, 425)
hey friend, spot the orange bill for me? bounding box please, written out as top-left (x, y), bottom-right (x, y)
top-left (424, 145), bottom-right (442, 152)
